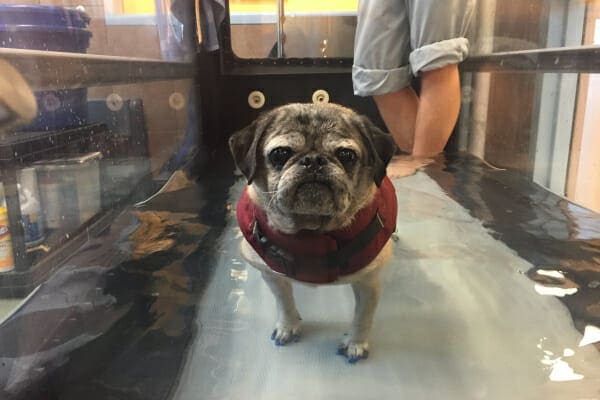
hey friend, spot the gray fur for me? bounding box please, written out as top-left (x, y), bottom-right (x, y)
top-left (230, 103), bottom-right (394, 234)
top-left (229, 103), bottom-right (395, 362)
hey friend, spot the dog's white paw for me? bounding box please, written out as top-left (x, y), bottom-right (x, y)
top-left (270, 320), bottom-right (301, 346)
top-left (337, 339), bottom-right (369, 363)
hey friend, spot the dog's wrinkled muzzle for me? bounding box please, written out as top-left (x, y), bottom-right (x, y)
top-left (292, 181), bottom-right (336, 215)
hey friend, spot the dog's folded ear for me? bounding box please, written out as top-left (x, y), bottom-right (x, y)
top-left (229, 111), bottom-right (276, 184)
top-left (355, 116), bottom-right (395, 186)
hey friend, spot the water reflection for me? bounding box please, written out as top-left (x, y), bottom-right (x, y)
top-left (0, 169), bottom-right (235, 399)
top-left (431, 154), bottom-right (600, 344)
top-left (547, 358), bottom-right (584, 382)
top-left (579, 325), bottom-right (600, 347)
top-left (534, 284), bottom-right (578, 297)
top-left (3, 155), bottom-right (600, 399)
top-left (174, 162), bottom-right (600, 400)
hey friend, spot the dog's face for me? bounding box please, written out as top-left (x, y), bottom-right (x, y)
top-left (229, 103), bottom-right (395, 233)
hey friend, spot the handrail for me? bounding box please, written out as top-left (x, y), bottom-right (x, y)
top-left (0, 48), bottom-right (195, 91)
top-left (462, 45), bottom-right (600, 73)
top-left (223, 45), bottom-right (600, 75)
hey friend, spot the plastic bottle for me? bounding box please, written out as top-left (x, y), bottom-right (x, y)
top-left (0, 183), bottom-right (15, 273)
top-left (18, 183), bottom-right (44, 246)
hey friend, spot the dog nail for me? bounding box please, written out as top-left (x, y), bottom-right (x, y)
top-left (336, 347), bottom-right (346, 356)
top-left (292, 335), bottom-right (300, 342)
top-left (271, 330), bottom-right (277, 340)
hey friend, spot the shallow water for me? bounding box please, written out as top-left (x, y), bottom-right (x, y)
top-left (2, 156), bottom-right (600, 399)
top-left (173, 171), bottom-right (600, 400)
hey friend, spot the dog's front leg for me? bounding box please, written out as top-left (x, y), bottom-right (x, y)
top-left (339, 272), bottom-right (381, 362)
top-left (261, 271), bottom-right (302, 346)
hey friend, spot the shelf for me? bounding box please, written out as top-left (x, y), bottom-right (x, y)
top-left (0, 48), bottom-right (196, 91)
top-left (0, 123), bottom-right (107, 163)
top-left (0, 208), bottom-right (120, 297)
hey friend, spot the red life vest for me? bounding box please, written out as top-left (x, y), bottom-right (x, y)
top-left (236, 177), bottom-right (397, 284)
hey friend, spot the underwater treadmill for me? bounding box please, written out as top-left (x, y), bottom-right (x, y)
top-left (1, 153), bottom-right (600, 399)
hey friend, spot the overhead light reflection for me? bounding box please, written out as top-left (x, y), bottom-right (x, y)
top-left (579, 325), bottom-right (600, 347)
top-left (563, 348), bottom-right (575, 357)
top-left (536, 269), bottom-right (565, 279)
top-left (234, 228), bottom-right (243, 239)
top-left (548, 359), bottom-right (584, 382)
top-left (230, 269), bottom-right (248, 282)
top-left (534, 284), bottom-right (577, 297)
top-left (228, 288), bottom-right (246, 313)
top-left (540, 350), bottom-right (584, 382)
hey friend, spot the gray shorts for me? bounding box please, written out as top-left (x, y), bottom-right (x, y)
top-left (352, 0), bottom-right (476, 97)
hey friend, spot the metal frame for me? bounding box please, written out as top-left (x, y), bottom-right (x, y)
top-left (219, 2), bottom-right (353, 75)
top-left (0, 48), bottom-right (195, 91)
top-left (221, 44), bottom-right (600, 76)
top-left (218, 0), bottom-right (600, 76)
top-left (462, 46), bottom-right (600, 73)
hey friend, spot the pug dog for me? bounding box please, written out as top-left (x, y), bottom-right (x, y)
top-left (229, 103), bottom-right (397, 363)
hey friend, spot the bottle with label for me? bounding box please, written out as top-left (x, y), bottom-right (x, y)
top-left (18, 167), bottom-right (45, 246)
top-left (0, 183), bottom-right (15, 273)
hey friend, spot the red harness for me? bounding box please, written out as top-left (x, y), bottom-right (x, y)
top-left (236, 177), bottom-right (397, 284)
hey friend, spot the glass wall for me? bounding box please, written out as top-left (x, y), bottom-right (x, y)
top-left (229, 0), bottom-right (600, 213)
top-left (2, 0), bottom-right (600, 398)
top-left (0, 0), bottom-right (194, 60)
top-left (230, 0), bottom-right (357, 58)
top-left (459, 0), bottom-right (600, 212)
top-left (0, 0), bottom-right (197, 315)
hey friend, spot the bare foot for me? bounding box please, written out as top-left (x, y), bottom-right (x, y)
top-left (387, 155), bottom-right (433, 179)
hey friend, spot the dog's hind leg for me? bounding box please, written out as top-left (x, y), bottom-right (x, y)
top-left (261, 271), bottom-right (302, 346)
top-left (338, 272), bottom-right (381, 363)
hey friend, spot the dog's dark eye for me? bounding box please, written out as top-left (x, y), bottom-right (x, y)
top-left (268, 147), bottom-right (294, 170)
top-left (335, 148), bottom-right (357, 168)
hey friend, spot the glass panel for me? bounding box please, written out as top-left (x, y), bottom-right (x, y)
top-left (470, 0), bottom-right (587, 55)
top-left (0, 76), bottom-right (195, 296)
top-left (457, 2), bottom-right (600, 212)
top-left (230, 0), bottom-right (278, 58)
top-left (283, 0), bottom-right (357, 58)
top-left (457, 70), bottom-right (600, 213)
top-left (230, 0), bottom-right (598, 60)
top-left (4, 0), bottom-right (600, 398)
top-left (230, 0), bottom-right (357, 58)
top-left (0, 0), bottom-right (194, 60)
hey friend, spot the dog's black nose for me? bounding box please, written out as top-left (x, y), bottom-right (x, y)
top-left (299, 154), bottom-right (327, 172)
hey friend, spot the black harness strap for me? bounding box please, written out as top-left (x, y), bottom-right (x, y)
top-left (252, 210), bottom-right (385, 279)
top-left (330, 211), bottom-right (385, 271)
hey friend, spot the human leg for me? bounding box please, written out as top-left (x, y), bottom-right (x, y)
top-left (412, 63), bottom-right (461, 157)
top-left (353, 0), bottom-right (475, 157)
top-left (372, 63), bottom-right (462, 157)
top-left (353, 0), bottom-right (414, 155)
top-left (407, 0), bottom-right (475, 156)
top-left (373, 86), bottom-right (418, 153)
